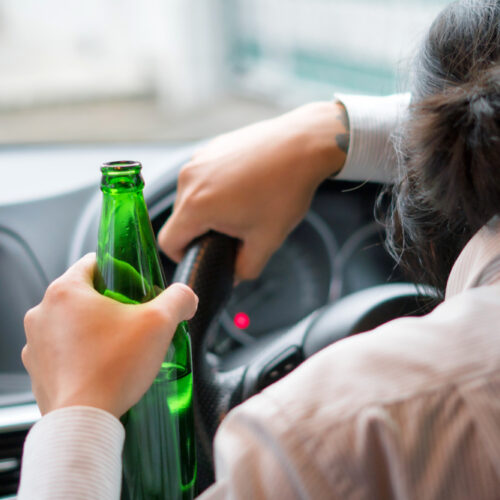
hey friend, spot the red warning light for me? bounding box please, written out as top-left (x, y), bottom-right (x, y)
top-left (234, 312), bottom-right (250, 329)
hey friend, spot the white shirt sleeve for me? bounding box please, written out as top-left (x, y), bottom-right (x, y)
top-left (17, 404), bottom-right (298, 500)
top-left (17, 406), bottom-right (124, 500)
top-left (334, 93), bottom-right (411, 183)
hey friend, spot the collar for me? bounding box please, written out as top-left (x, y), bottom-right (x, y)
top-left (446, 216), bottom-right (500, 299)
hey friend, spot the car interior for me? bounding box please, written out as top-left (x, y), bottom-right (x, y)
top-left (0, 1), bottom-right (451, 497)
top-left (0, 143), bottom-right (439, 497)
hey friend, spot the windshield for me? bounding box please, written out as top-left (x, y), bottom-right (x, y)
top-left (0, 0), bottom-right (452, 146)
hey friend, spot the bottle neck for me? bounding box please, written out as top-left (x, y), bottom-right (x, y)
top-left (96, 161), bottom-right (166, 302)
top-left (100, 161), bottom-right (144, 194)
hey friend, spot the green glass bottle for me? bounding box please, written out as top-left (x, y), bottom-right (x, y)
top-left (94, 161), bottom-right (196, 500)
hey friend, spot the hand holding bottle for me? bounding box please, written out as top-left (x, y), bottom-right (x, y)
top-left (22, 253), bottom-right (198, 418)
top-left (159, 101), bottom-right (349, 281)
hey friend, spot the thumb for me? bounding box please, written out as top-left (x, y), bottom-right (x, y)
top-left (147, 283), bottom-right (199, 325)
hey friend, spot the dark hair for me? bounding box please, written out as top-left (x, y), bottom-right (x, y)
top-left (383, 0), bottom-right (500, 295)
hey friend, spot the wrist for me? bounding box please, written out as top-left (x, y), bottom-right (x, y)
top-left (47, 386), bottom-right (122, 418)
top-left (290, 101), bottom-right (350, 184)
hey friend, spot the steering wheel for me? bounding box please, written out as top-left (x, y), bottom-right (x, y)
top-left (173, 232), bottom-right (437, 494)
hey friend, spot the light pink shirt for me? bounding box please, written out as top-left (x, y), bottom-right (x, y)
top-left (204, 216), bottom-right (500, 500)
top-left (18, 94), bottom-right (500, 499)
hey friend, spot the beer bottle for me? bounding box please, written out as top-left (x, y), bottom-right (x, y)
top-left (94, 161), bottom-right (196, 500)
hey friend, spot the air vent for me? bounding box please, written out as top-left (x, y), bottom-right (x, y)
top-left (0, 429), bottom-right (28, 497)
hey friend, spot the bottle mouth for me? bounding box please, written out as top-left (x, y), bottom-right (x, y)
top-left (101, 161), bottom-right (142, 174)
top-left (100, 161), bottom-right (144, 192)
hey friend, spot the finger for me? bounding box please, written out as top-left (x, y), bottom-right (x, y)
top-left (147, 283), bottom-right (199, 324)
top-left (62, 253), bottom-right (97, 286)
top-left (235, 236), bottom-right (276, 281)
top-left (158, 210), bottom-right (207, 263)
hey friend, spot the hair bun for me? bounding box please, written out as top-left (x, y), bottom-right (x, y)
top-left (467, 64), bottom-right (500, 138)
top-left (405, 64), bottom-right (500, 229)
top-left (383, 1), bottom-right (500, 293)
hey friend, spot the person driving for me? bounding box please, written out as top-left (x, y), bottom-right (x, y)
top-left (18, 0), bottom-right (500, 498)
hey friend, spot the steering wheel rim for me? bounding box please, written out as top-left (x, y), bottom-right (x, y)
top-left (173, 232), bottom-right (240, 492)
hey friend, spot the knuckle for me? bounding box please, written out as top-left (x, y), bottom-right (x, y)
top-left (23, 307), bottom-right (37, 331)
top-left (177, 161), bottom-right (197, 186)
top-left (184, 188), bottom-right (210, 212)
top-left (143, 305), bottom-right (171, 329)
top-left (45, 278), bottom-right (70, 302)
top-left (21, 345), bottom-right (29, 368)
top-left (176, 168), bottom-right (211, 212)
top-left (172, 190), bottom-right (208, 227)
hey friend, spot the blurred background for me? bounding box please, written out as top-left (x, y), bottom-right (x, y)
top-left (0, 0), bottom-right (453, 145)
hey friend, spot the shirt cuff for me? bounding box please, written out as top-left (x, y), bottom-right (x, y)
top-left (334, 93), bottom-right (411, 183)
top-left (18, 406), bottom-right (124, 500)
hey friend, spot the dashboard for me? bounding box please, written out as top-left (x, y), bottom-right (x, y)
top-left (153, 181), bottom-right (401, 358)
top-left (0, 143), bottom-right (404, 498)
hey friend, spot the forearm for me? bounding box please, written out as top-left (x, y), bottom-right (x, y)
top-left (281, 100), bottom-right (349, 182)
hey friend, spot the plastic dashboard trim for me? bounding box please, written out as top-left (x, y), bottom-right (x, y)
top-left (0, 404), bottom-right (39, 434)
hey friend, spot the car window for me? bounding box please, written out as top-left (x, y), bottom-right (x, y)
top-left (229, 0), bottom-right (453, 97)
top-left (0, 0), bottom-right (453, 146)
